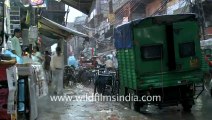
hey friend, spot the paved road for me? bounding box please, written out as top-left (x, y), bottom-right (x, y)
top-left (36, 84), bottom-right (212, 120)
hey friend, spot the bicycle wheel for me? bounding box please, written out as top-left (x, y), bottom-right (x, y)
top-left (204, 73), bottom-right (211, 92)
top-left (81, 71), bottom-right (92, 87)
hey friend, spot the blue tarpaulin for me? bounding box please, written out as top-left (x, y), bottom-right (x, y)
top-left (114, 22), bottom-right (133, 49)
top-left (114, 14), bottom-right (196, 50)
top-left (4, 50), bottom-right (23, 64)
top-left (68, 56), bottom-right (78, 68)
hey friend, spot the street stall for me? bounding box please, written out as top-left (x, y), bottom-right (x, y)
top-left (0, 1), bottom-right (49, 120)
top-left (38, 16), bottom-right (90, 86)
top-left (16, 63), bottom-right (48, 120)
top-left (0, 52), bottom-right (48, 120)
top-left (1, 0), bottom-right (89, 119)
top-left (0, 0), bottom-right (19, 120)
top-left (0, 55), bottom-right (17, 120)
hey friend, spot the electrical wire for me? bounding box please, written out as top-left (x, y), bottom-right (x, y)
top-left (109, 0), bottom-right (136, 25)
top-left (89, 0), bottom-right (148, 45)
top-left (84, 0), bottom-right (139, 32)
top-left (88, 0), bottom-right (189, 45)
top-left (111, 0), bottom-right (144, 25)
top-left (65, 6), bottom-right (70, 26)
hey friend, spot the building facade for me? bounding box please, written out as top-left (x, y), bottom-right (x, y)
top-left (84, 0), bottom-right (212, 54)
top-left (202, 0), bottom-right (212, 38)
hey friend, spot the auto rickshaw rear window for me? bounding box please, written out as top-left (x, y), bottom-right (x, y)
top-left (179, 42), bottom-right (195, 58)
top-left (140, 45), bottom-right (163, 60)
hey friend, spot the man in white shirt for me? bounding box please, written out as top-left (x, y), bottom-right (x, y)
top-left (11, 28), bottom-right (22, 57)
top-left (112, 51), bottom-right (118, 69)
top-left (50, 47), bottom-right (64, 94)
top-left (105, 56), bottom-right (114, 69)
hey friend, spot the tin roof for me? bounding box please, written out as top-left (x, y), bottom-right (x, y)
top-left (38, 16), bottom-right (88, 39)
top-left (61, 0), bottom-right (94, 15)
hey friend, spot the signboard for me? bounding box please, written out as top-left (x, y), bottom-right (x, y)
top-left (30, 0), bottom-right (44, 6)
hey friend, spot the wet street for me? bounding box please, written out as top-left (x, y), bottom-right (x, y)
top-left (36, 85), bottom-right (212, 120)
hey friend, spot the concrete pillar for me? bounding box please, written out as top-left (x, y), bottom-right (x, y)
top-left (57, 38), bottom-right (67, 65)
top-left (63, 40), bottom-right (68, 65)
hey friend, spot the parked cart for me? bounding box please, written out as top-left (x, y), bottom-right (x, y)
top-left (114, 14), bottom-right (204, 112)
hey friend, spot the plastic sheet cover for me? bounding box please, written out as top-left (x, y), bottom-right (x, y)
top-left (114, 22), bottom-right (133, 49)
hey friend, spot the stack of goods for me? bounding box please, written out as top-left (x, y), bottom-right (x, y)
top-left (16, 64), bottom-right (32, 119)
top-left (16, 63), bottom-right (38, 120)
top-left (16, 64), bottom-right (32, 76)
top-left (0, 54), bottom-right (16, 65)
top-left (32, 65), bottom-right (48, 98)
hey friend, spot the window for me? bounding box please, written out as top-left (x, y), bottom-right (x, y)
top-left (179, 42), bottom-right (195, 58)
top-left (140, 45), bottom-right (163, 60)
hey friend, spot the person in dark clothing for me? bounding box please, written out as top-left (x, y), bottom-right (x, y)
top-left (44, 51), bottom-right (51, 84)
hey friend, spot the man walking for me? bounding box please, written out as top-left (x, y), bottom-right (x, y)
top-left (50, 47), bottom-right (64, 95)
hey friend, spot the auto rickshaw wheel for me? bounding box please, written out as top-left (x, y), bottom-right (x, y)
top-left (210, 88), bottom-right (212, 97)
top-left (129, 100), bottom-right (140, 112)
top-left (182, 103), bottom-right (192, 112)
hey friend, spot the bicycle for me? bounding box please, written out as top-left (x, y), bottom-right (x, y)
top-left (94, 67), bottom-right (119, 95)
top-left (63, 65), bottom-right (77, 88)
top-left (76, 66), bottom-right (97, 87)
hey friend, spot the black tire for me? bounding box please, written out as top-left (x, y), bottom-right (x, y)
top-left (94, 79), bottom-right (104, 94)
top-left (210, 88), bottom-right (212, 97)
top-left (63, 76), bottom-right (69, 88)
top-left (0, 37), bottom-right (3, 46)
top-left (97, 83), bottom-right (105, 94)
top-left (94, 79), bottom-right (99, 94)
top-left (81, 71), bottom-right (92, 86)
top-left (94, 85), bottom-right (97, 94)
top-left (127, 90), bottom-right (140, 112)
top-left (69, 75), bottom-right (76, 87)
top-left (112, 81), bottom-right (119, 95)
top-left (129, 101), bottom-right (140, 112)
top-left (182, 103), bottom-right (192, 112)
top-left (158, 104), bottom-right (162, 110)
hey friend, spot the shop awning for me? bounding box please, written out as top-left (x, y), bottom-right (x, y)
top-left (40, 35), bottom-right (58, 47)
top-left (61, 0), bottom-right (94, 15)
top-left (38, 16), bottom-right (88, 39)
